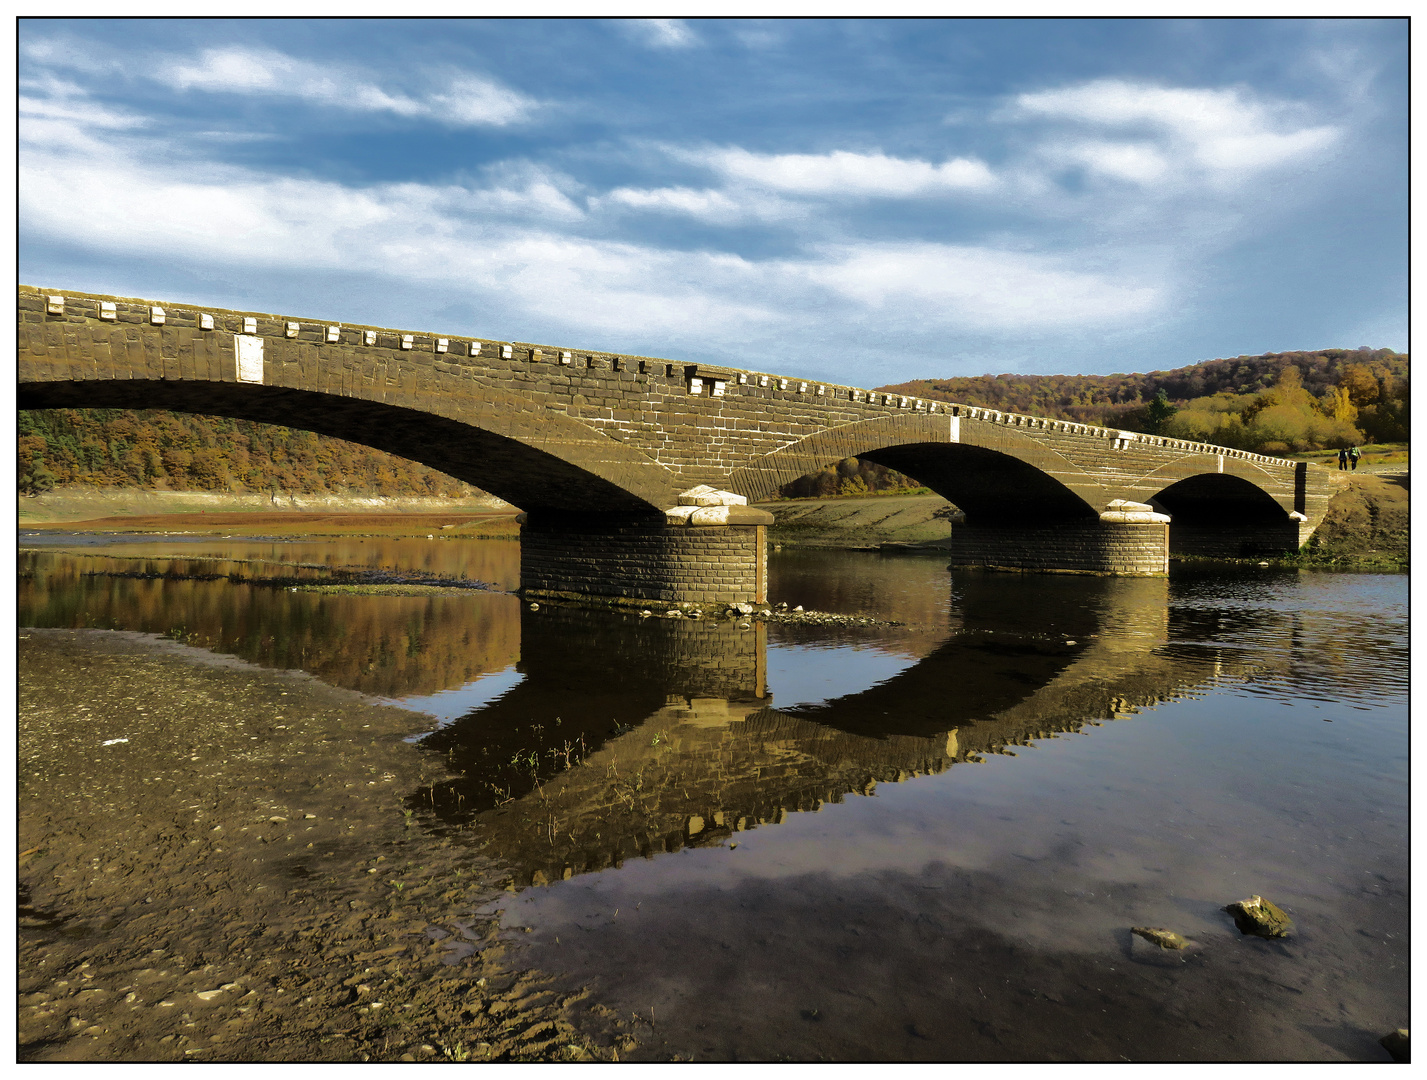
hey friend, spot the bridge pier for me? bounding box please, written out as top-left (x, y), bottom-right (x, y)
top-left (519, 491), bottom-right (773, 607)
top-left (949, 514), bottom-right (1170, 576)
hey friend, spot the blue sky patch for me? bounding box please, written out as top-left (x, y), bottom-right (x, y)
top-left (19, 17), bottom-right (1407, 384)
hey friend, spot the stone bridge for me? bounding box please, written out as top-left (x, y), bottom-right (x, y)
top-left (18, 286), bottom-right (1334, 604)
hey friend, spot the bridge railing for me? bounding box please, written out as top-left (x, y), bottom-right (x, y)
top-left (942, 404), bottom-right (1297, 469)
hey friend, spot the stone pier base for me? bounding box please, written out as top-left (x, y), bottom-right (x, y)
top-left (949, 519), bottom-right (1169, 576)
top-left (520, 517), bottom-right (769, 607)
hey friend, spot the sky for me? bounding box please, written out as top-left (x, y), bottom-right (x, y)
top-left (18, 17), bottom-right (1408, 386)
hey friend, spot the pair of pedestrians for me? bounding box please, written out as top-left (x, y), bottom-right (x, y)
top-left (1337, 446), bottom-right (1361, 471)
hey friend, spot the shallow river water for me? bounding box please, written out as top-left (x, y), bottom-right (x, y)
top-left (17, 534), bottom-right (1409, 1061)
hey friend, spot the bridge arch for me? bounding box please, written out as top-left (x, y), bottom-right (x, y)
top-left (1148, 471), bottom-right (1305, 558)
top-left (729, 414), bottom-right (1104, 523)
top-left (19, 377), bottom-right (683, 517)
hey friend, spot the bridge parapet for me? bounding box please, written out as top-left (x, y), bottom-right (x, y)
top-left (948, 403), bottom-right (1296, 471)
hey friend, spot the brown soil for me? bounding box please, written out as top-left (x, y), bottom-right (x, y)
top-left (1296, 472), bottom-right (1410, 567)
top-left (17, 629), bottom-right (640, 1063)
top-left (760, 493), bottom-right (953, 548)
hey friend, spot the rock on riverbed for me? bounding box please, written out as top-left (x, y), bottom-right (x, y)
top-left (1130, 927), bottom-right (1189, 950)
top-left (1223, 895), bottom-right (1294, 939)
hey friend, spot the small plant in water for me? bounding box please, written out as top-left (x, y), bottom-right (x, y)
top-left (548, 739), bottom-right (585, 771)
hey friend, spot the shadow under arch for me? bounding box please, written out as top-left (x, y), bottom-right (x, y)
top-left (859, 442), bottom-right (1096, 523)
top-left (19, 379), bottom-right (679, 516)
top-left (1151, 472), bottom-right (1303, 558)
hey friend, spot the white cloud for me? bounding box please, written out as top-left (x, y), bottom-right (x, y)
top-left (153, 47), bottom-right (537, 127)
top-left (598, 184), bottom-right (797, 224)
top-left (447, 164), bottom-right (587, 223)
top-left (624, 19), bottom-right (698, 49)
top-left (802, 243), bottom-right (1163, 332)
top-left (18, 94), bottom-right (149, 154)
top-left (28, 41), bottom-right (538, 128)
top-left (19, 94), bottom-right (147, 131)
top-left (1017, 79), bottom-right (1340, 182)
top-left (604, 186), bottom-right (743, 218)
top-left (697, 147), bottom-right (998, 197)
top-left (20, 115), bottom-right (1166, 359)
top-left (1052, 140), bottom-right (1169, 185)
top-left (17, 132), bottom-right (780, 342)
top-left (18, 60), bottom-right (1354, 373)
top-left (425, 74), bottom-right (538, 127)
top-left (19, 36), bottom-right (120, 75)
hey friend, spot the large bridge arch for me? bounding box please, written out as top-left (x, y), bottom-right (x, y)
top-left (1129, 453), bottom-right (1306, 518)
top-left (19, 377), bottom-right (683, 518)
top-left (730, 412), bottom-right (1319, 566)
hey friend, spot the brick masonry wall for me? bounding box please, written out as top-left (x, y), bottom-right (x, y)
top-left (520, 521), bottom-right (767, 606)
top-left (949, 521), bottom-right (1170, 576)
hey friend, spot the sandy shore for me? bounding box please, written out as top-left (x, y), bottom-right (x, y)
top-left (17, 629), bottom-right (640, 1062)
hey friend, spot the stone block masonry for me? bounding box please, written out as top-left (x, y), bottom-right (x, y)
top-left (1169, 521), bottom-right (1311, 559)
top-left (520, 520), bottom-right (768, 607)
top-left (949, 521), bottom-right (1170, 576)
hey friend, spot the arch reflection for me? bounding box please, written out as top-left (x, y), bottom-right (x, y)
top-left (412, 575), bottom-right (1252, 889)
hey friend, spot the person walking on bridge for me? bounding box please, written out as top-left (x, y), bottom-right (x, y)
top-left (1349, 446), bottom-right (1361, 471)
top-left (1338, 448), bottom-right (1349, 470)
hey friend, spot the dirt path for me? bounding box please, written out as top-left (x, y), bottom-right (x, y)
top-left (17, 630), bottom-right (640, 1062)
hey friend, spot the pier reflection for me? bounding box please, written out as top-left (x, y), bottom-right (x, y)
top-left (413, 575), bottom-right (1247, 890)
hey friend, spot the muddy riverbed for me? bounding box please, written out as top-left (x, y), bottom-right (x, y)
top-left (17, 629), bottom-right (640, 1063)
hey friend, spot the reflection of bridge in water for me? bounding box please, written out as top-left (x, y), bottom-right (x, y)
top-left (412, 575), bottom-right (1260, 889)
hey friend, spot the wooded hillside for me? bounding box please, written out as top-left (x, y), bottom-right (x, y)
top-left (879, 348), bottom-right (1408, 455)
